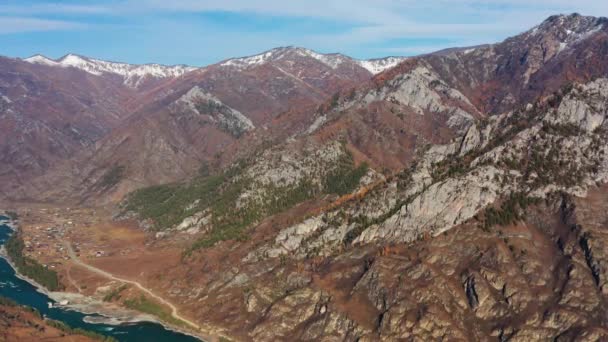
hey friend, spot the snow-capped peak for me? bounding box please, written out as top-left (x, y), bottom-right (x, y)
top-left (219, 46), bottom-right (347, 69)
top-left (356, 57), bottom-right (407, 74)
top-left (219, 46), bottom-right (405, 74)
top-left (58, 54), bottom-right (104, 75)
top-left (24, 54), bottom-right (59, 66)
top-left (24, 47), bottom-right (407, 86)
top-left (294, 48), bottom-right (350, 69)
top-left (23, 53), bottom-right (197, 87)
top-left (220, 49), bottom-right (279, 68)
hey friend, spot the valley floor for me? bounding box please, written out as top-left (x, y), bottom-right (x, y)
top-left (9, 205), bottom-right (226, 342)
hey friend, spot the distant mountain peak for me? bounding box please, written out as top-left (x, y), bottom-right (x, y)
top-left (219, 46), bottom-right (406, 75)
top-left (530, 13), bottom-right (606, 37)
top-left (23, 53), bottom-right (197, 87)
top-left (23, 54), bottom-right (59, 66)
top-left (356, 56), bottom-right (407, 74)
top-left (469, 13), bottom-right (603, 75)
top-left (543, 12), bottom-right (588, 24)
top-left (58, 53), bottom-right (87, 61)
top-left (219, 46), bottom-right (344, 69)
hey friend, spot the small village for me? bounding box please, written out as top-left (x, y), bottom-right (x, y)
top-left (18, 207), bottom-right (111, 271)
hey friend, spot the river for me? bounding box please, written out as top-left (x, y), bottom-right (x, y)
top-left (0, 216), bottom-right (201, 342)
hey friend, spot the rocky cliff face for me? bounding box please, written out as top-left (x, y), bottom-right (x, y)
top-left (249, 78), bottom-right (608, 259)
top-left (281, 14), bottom-right (608, 178)
top-left (423, 13), bottom-right (608, 114)
top-left (141, 78), bottom-right (608, 341)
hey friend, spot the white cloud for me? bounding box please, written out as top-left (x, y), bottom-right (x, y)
top-left (130, 0), bottom-right (401, 24)
top-left (0, 4), bottom-right (110, 15)
top-left (130, 0), bottom-right (608, 23)
top-left (126, 0), bottom-right (608, 51)
top-left (3, 1), bottom-right (607, 40)
top-left (0, 17), bottom-right (85, 34)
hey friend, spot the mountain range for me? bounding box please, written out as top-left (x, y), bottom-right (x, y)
top-left (2, 12), bottom-right (608, 341)
top-left (0, 46), bottom-right (405, 203)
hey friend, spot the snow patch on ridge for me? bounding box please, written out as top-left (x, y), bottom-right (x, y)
top-left (24, 54), bottom-right (59, 66)
top-left (356, 57), bottom-right (407, 74)
top-left (24, 54), bottom-right (197, 87)
top-left (304, 50), bottom-right (347, 69)
top-left (220, 46), bottom-right (406, 75)
top-left (221, 50), bottom-right (277, 68)
top-left (220, 47), bottom-right (350, 70)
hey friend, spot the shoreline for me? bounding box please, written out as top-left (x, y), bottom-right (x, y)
top-left (0, 217), bottom-right (207, 341)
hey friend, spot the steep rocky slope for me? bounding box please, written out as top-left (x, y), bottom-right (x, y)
top-left (292, 13), bottom-right (608, 173)
top-left (422, 13), bottom-right (608, 114)
top-left (119, 138), bottom-right (376, 245)
top-left (0, 53), bottom-right (206, 200)
top-left (301, 58), bottom-right (484, 171)
top-left (136, 77), bottom-right (608, 341)
top-left (0, 57), bottom-right (142, 198)
top-left (258, 78), bottom-right (608, 258)
top-left (5, 48), bottom-right (395, 204)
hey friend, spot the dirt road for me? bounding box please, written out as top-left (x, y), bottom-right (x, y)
top-left (63, 242), bottom-right (202, 331)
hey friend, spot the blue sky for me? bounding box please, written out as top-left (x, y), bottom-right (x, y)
top-left (1, 0), bottom-right (607, 66)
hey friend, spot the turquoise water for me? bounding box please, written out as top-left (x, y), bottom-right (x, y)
top-left (0, 216), bottom-right (201, 342)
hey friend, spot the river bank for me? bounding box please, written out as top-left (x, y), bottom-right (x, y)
top-left (1, 249), bottom-right (162, 326)
top-left (0, 215), bottom-right (152, 324)
top-left (0, 215), bottom-right (205, 341)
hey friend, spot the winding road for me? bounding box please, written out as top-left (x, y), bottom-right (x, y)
top-left (62, 242), bottom-right (202, 331)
